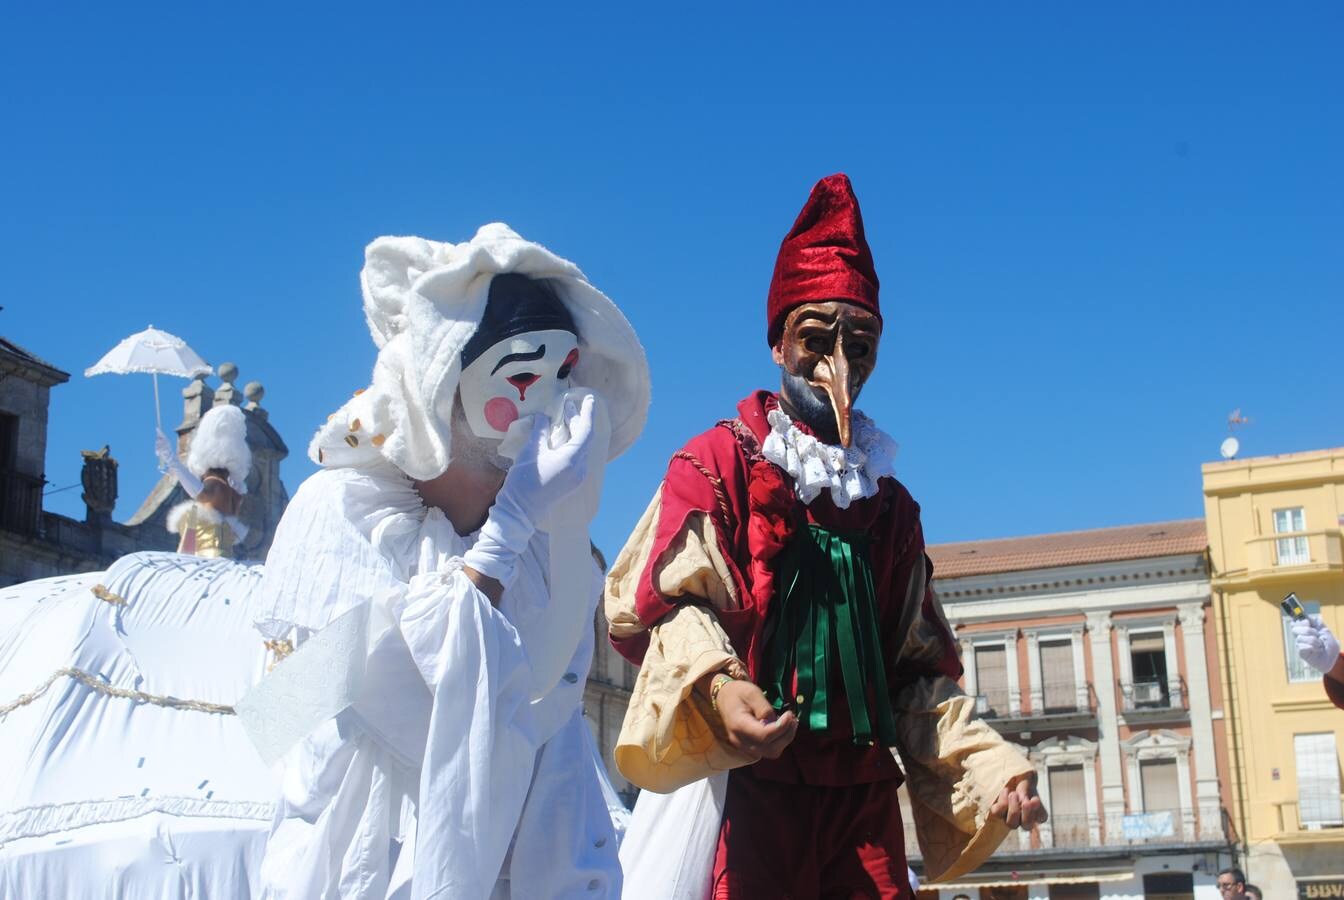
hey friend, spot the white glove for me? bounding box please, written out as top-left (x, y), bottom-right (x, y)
top-left (462, 394), bottom-right (597, 588)
top-left (1293, 614), bottom-right (1341, 674)
top-left (155, 429), bottom-right (175, 466)
top-left (156, 428), bottom-right (203, 498)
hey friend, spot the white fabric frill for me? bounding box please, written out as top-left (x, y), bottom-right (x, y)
top-left (164, 499), bottom-right (250, 543)
top-left (760, 407), bottom-right (898, 509)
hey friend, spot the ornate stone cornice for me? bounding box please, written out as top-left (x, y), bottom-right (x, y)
top-left (1029, 734), bottom-right (1099, 764)
top-left (1084, 611), bottom-right (1113, 634)
top-left (1120, 728), bottom-right (1192, 755)
top-left (1177, 602), bottom-right (1206, 631)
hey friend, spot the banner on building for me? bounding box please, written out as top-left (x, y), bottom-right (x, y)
top-left (1120, 811), bottom-right (1174, 840)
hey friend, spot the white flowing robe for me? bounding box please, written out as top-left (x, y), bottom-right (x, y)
top-left (257, 464), bottom-right (620, 899)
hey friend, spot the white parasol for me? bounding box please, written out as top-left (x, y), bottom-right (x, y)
top-left (84, 325), bottom-right (212, 428)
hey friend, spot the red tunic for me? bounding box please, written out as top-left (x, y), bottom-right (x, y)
top-left (613, 390), bottom-right (962, 787)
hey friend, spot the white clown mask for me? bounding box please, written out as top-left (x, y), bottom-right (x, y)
top-left (456, 329), bottom-right (581, 440)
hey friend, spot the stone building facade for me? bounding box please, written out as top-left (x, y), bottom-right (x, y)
top-left (909, 520), bottom-right (1236, 900)
top-left (586, 604), bottom-right (638, 807)
top-left (1202, 447), bottom-right (1344, 899)
top-left (0, 334), bottom-right (288, 585)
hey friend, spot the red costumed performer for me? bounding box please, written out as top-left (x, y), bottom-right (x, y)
top-left (607, 175), bottom-right (1046, 898)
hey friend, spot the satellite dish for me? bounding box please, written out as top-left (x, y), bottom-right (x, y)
top-left (1220, 436), bottom-right (1240, 460)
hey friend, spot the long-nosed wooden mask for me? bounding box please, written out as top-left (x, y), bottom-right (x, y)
top-left (771, 300), bottom-right (880, 448)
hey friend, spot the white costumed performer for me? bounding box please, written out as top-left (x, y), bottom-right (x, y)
top-left (240, 224), bottom-right (649, 899)
top-left (157, 403), bottom-right (252, 558)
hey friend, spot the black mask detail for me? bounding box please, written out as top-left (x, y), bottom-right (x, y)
top-left (461, 274), bottom-right (578, 369)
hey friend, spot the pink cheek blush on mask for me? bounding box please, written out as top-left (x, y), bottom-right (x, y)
top-left (484, 397), bottom-right (520, 432)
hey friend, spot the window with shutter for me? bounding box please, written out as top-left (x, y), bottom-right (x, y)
top-left (1040, 640), bottom-right (1076, 711)
top-left (1273, 506), bottom-right (1310, 564)
top-left (1047, 764), bottom-right (1088, 847)
top-left (0, 413), bottom-right (17, 471)
top-left (1294, 732), bottom-right (1343, 828)
top-left (1129, 632), bottom-right (1169, 707)
top-left (1283, 600), bottom-right (1321, 684)
top-left (974, 645), bottom-right (1008, 717)
top-left (1140, 758), bottom-right (1180, 814)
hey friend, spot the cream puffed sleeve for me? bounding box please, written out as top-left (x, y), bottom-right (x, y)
top-left (605, 493), bottom-right (754, 793)
top-left (888, 564), bottom-right (1037, 883)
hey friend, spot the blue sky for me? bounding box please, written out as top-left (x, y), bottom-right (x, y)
top-left (4, 4), bottom-right (1341, 558)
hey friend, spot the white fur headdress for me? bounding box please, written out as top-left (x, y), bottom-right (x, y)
top-left (309, 223), bottom-right (651, 481)
top-left (189, 404), bottom-right (252, 494)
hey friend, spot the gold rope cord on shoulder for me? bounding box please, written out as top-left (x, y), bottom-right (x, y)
top-left (671, 450), bottom-right (734, 528)
top-left (0, 667), bottom-right (236, 717)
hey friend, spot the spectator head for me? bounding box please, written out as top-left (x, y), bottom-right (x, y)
top-left (1217, 867), bottom-right (1246, 895)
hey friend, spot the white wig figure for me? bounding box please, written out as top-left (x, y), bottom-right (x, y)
top-left (308, 223), bottom-right (650, 481)
top-left (188, 403), bottom-right (252, 494)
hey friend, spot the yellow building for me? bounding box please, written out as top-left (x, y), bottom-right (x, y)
top-left (1202, 447), bottom-right (1344, 898)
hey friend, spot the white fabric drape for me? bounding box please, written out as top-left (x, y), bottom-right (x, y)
top-left (617, 774), bottom-right (726, 900)
top-left (254, 464), bottom-right (621, 899)
top-left (0, 553), bottom-right (278, 898)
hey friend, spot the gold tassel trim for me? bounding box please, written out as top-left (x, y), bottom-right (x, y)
top-left (0, 667), bottom-right (236, 717)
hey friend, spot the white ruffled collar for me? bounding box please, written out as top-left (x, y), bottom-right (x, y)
top-left (760, 407), bottom-right (898, 509)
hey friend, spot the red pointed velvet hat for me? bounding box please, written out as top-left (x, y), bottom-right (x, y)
top-left (766, 173), bottom-right (880, 346)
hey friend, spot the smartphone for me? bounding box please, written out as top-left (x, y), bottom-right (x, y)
top-left (1280, 593), bottom-right (1307, 621)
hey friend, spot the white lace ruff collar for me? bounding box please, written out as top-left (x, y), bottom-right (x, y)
top-left (760, 407), bottom-right (898, 509)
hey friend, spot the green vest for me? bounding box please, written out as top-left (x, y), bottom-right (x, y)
top-left (762, 524), bottom-right (899, 747)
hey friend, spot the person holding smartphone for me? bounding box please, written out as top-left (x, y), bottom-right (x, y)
top-left (1291, 602), bottom-right (1344, 709)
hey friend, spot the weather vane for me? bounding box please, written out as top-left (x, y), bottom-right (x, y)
top-left (1221, 408), bottom-right (1252, 459)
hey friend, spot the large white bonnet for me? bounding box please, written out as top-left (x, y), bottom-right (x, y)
top-left (310, 223), bottom-right (650, 481)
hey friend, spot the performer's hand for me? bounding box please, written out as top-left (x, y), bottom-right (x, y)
top-left (990, 773), bottom-right (1048, 831)
top-left (713, 679), bottom-right (798, 761)
top-left (1293, 614), bottom-right (1342, 675)
top-left (498, 394), bottom-right (597, 525)
top-left (463, 395), bottom-right (598, 590)
top-left (155, 428), bottom-right (175, 465)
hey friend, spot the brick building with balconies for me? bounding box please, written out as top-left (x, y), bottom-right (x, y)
top-left (905, 520), bottom-right (1236, 899)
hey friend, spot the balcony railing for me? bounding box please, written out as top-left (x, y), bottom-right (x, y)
top-left (1272, 798), bottom-right (1344, 833)
top-left (1037, 680), bottom-right (1091, 715)
top-left (1042, 813), bottom-right (1099, 848)
top-left (905, 806), bottom-right (1226, 860)
top-left (1119, 676), bottom-right (1188, 714)
top-left (974, 688), bottom-right (1020, 719)
top-left (1244, 530), bottom-right (1344, 576)
top-left (0, 469), bottom-right (43, 536)
top-left (976, 684), bottom-right (1095, 721)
